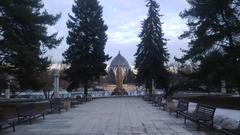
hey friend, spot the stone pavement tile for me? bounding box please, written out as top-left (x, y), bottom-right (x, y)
top-left (153, 122), bottom-right (169, 129)
top-left (131, 127), bottom-right (145, 134)
top-left (104, 132), bottom-right (119, 135)
top-left (168, 125), bottom-right (190, 133)
top-left (160, 129), bottom-right (177, 134)
top-left (177, 133), bottom-right (194, 135)
top-left (2, 97), bottom-right (224, 135)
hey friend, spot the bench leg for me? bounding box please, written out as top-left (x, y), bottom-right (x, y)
top-left (29, 117), bottom-right (32, 125)
top-left (58, 107), bottom-right (61, 113)
top-left (197, 121), bottom-right (200, 130)
top-left (17, 117), bottom-right (21, 124)
top-left (211, 121), bottom-right (214, 130)
top-left (12, 122), bottom-right (15, 132)
top-left (184, 117), bottom-right (187, 124)
top-left (51, 108), bottom-right (54, 114)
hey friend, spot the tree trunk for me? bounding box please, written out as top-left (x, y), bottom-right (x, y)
top-left (43, 89), bottom-right (48, 99)
top-left (146, 79), bottom-right (153, 96)
top-left (149, 82), bottom-right (153, 96)
top-left (83, 81), bottom-right (88, 100)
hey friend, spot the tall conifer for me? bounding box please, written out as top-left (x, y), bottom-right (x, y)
top-left (63, 0), bottom-right (110, 96)
top-left (0, 0), bottom-right (62, 90)
top-left (135, 0), bottom-right (169, 96)
top-left (178, 0), bottom-right (240, 92)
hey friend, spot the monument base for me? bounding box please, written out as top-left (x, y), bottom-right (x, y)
top-left (112, 88), bottom-right (128, 95)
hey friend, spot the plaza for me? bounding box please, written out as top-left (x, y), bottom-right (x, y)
top-left (2, 97), bottom-right (222, 135)
top-left (1, 0), bottom-right (240, 135)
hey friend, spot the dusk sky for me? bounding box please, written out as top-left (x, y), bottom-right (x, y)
top-left (43, 0), bottom-right (190, 65)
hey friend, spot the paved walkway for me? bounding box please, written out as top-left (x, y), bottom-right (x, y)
top-left (3, 97), bottom-right (223, 135)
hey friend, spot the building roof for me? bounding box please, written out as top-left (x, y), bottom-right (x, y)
top-left (109, 52), bottom-right (130, 70)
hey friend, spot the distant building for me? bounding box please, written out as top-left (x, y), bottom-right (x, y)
top-left (101, 52), bottom-right (136, 92)
top-left (109, 51), bottom-right (130, 71)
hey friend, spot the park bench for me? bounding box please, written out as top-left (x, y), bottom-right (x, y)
top-left (83, 95), bottom-right (93, 102)
top-left (70, 98), bottom-right (79, 107)
top-left (222, 121), bottom-right (240, 135)
top-left (157, 96), bottom-right (166, 110)
top-left (49, 98), bottom-right (64, 113)
top-left (171, 100), bottom-right (189, 117)
top-left (143, 94), bottom-right (152, 101)
top-left (150, 95), bottom-right (155, 104)
top-left (34, 101), bottom-right (51, 115)
top-left (151, 95), bottom-right (159, 106)
top-left (0, 107), bottom-right (17, 132)
top-left (147, 95), bottom-right (152, 102)
top-left (87, 95), bottom-right (93, 101)
top-left (180, 104), bottom-right (216, 130)
top-left (0, 100), bottom-right (50, 131)
top-left (16, 103), bottom-right (45, 124)
top-left (76, 96), bottom-right (84, 104)
top-left (0, 116), bottom-right (15, 132)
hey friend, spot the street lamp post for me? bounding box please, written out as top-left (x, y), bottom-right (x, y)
top-left (5, 81), bottom-right (10, 99)
top-left (221, 80), bottom-right (226, 94)
top-left (53, 69), bottom-right (60, 98)
top-left (5, 75), bottom-right (14, 99)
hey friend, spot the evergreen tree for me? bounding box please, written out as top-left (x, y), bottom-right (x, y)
top-left (124, 69), bottom-right (136, 84)
top-left (63, 0), bottom-right (110, 97)
top-left (135, 0), bottom-right (169, 96)
top-left (177, 0), bottom-right (240, 93)
top-left (0, 0), bottom-right (62, 90)
top-left (107, 69), bottom-right (116, 84)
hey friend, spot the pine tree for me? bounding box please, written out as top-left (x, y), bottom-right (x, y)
top-left (63, 0), bottom-right (110, 97)
top-left (177, 0), bottom-right (240, 92)
top-left (107, 69), bottom-right (116, 84)
top-left (124, 69), bottom-right (136, 84)
top-left (135, 0), bottom-right (169, 96)
top-left (0, 0), bottom-right (62, 90)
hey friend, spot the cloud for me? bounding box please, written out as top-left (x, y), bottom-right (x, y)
top-left (107, 22), bottom-right (140, 44)
top-left (42, 0), bottom-right (190, 64)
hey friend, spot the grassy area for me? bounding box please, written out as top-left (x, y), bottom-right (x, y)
top-left (175, 96), bottom-right (240, 110)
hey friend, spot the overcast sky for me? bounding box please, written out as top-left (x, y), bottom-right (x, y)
top-left (43, 0), bottom-right (190, 65)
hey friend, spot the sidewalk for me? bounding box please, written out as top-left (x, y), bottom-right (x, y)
top-left (3, 97), bottom-right (223, 135)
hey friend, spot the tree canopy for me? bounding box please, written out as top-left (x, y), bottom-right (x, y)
top-left (63, 0), bottom-right (110, 96)
top-left (177, 0), bottom-right (240, 92)
top-left (0, 0), bottom-right (62, 90)
top-left (135, 0), bottom-right (169, 95)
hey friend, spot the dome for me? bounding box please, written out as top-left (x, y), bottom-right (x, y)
top-left (109, 52), bottom-right (130, 70)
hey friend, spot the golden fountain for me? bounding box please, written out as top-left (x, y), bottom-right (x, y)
top-left (112, 66), bottom-right (127, 95)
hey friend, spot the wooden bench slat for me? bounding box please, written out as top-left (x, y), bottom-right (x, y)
top-left (180, 104), bottom-right (216, 130)
top-left (172, 100), bottom-right (189, 117)
top-left (0, 117), bottom-right (16, 132)
top-left (16, 103), bottom-right (45, 124)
